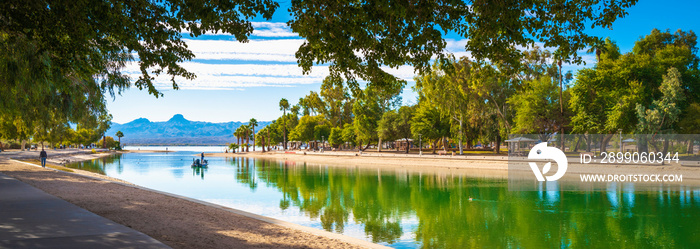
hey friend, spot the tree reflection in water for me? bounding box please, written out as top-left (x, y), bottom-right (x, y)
top-left (224, 157), bottom-right (700, 248)
top-left (65, 154), bottom-right (121, 174)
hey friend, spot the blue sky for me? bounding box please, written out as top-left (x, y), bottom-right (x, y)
top-left (107, 0), bottom-right (700, 124)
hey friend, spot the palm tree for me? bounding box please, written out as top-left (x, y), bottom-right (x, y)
top-left (279, 98), bottom-right (290, 150)
top-left (238, 125), bottom-right (251, 152)
top-left (115, 131), bottom-right (124, 149)
top-left (245, 125), bottom-right (251, 152)
top-left (586, 38), bottom-right (609, 62)
top-left (234, 126), bottom-right (244, 152)
top-left (249, 118), bottom-right (258, 151)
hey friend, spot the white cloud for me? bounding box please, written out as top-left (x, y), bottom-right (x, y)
top-left (122, 62), bottom-right (330, 90)
top-left (124, 22), bottom-right (437, 90)
top-left (381, 65), bottom-right (419, 82)
top-left (251, 22), bottom-right (298, 37)
top-left (185, 39), bottom-right (303, 62)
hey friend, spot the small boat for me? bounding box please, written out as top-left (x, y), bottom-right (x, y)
top-left (191, 158), bottom-right (208, 167)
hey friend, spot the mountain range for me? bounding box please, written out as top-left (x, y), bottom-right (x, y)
top-left (106, 114), bottom-right (269, 145)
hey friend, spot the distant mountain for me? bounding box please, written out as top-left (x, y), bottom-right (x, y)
top-left (106, 114), bottom-right (270, 145)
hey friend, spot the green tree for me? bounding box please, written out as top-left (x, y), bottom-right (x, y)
top-left (249, 118), bottom-right (258, 151)
top-left (352, 79), bottom-right (403, 151)
top-left (328, 127), bottom-right (344, 149)
top-left (228, 143), bottom-right (240, 153)
top-left (115, 131), bottom-right (124, 147)
top-left (314, 123), bottom-right (331, 149)
top-left (341, 124), bottom-right (357, 148)
top-left (255, 127), bottom-right (267, 152)
top-left (2, 0), bottom-right (278, 96)
top-left (1, 1), bottom-right (279, 144)
top-left (570, 29), bottom-right (699, 151)
top-left (395, 106), bottom-right (415, 153)
top-left (279, 98), bottom-right (290, 149)
top-left (636, 68), bottom-right (686, 134)
top-left (415, 58), bottom-right (475, 154)
top-left (264, 121), bottom-right (283, 149)
top-left (380, 106), bottom-right (416, 153)
top-left (411, 103), bottom-right (451, 154)
top-left (97, 136), bottom-right (116, 149)
top-left (509, 77), bottom-right (570, 140)
top-left (240, 125), bottom-right (252, 152)
top-left (234, 126), bottom-right (247, 151)
top-left (679, 103), bottom-right (700, 134)
top-left (377, 110), bottom-right (399, 147)
top-left (289, 0), bottom-right (636, 92)
top-left (290, 115), bottom-right (330, 150)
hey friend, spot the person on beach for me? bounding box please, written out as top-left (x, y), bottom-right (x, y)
top-left (201, 152), bottom-right (204, 163)
top-left (40, 149), bottom-right (47, 167)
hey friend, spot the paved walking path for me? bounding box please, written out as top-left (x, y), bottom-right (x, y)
top-left (0, 172), bottom-right (169, 248)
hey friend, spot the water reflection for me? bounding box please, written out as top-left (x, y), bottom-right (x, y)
top-left (192, 166), bottom-right (206, 179)
top-left (66, 153), bottom-right (700, 248)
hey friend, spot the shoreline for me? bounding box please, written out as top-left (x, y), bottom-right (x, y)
top-left (0, 152), bottom-right (383, 249)
top-left (206, 151), bottom-right (700, 184)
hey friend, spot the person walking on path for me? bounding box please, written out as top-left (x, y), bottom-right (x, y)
top-left (40, 149), bottom-right (47, 167)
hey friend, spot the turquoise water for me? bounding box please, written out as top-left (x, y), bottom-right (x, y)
top-left (66, 150), bottom-right (700, 248)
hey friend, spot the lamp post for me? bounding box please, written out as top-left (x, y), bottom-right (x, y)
top-left (618, 129), bottom-right (623, 153)
top-left (419, 134), bottom-right (422, 156)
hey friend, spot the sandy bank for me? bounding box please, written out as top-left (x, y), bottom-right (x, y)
top-left (1, 149), bottom-right (120, 165)
top-left (0, 159), bottom-right (375, 249)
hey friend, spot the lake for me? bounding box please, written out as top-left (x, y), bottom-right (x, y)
top-left (66, 149), bottom-right (700, 248)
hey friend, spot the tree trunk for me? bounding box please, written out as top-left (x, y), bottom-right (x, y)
top-left (377, 137), bottom-right (382, 152)
top-left (283, 111), bottom-right (287, 150)
top-left (267, 129), bottom-right (271, 151)
top-left (102, 134), bottom-right (106, 148)
top-left (431, 140), bottom-right (437, 154)
top-left (362, 142), bottom-right (371, 151)
top-left (687, 139), bottom-right (694, 155)
top-left (246, 132), bottom-right (250, 152)
top-left (600, 133), bottom-right (614, 153)
top-left (494, 134), bottom-right (501, 154)
top-left (262, 136), bottom-right (266, 152)
top-left (252, 127), bottom-right (255, 151)
top-left (405, 138), bottom-right (410, 154)
top-left (459, 115), bottom-right (463, 155)
top-left (572, 134), bottom-right (582, 152)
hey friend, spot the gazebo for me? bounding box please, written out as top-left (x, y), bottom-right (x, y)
top-left (505, 137), bottom-right (537, 156)
top-left (621, 138), bottom-right (636, 152)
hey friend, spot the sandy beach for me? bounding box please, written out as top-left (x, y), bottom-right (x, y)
top-left (0, 152), bottom-right (374, 249)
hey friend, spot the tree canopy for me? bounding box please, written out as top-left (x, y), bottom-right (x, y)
top-left (289, 0), bottom-right (637, 90)
top-left (570, 29), bottom-right (699, 134)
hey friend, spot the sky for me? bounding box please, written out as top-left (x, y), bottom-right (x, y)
top-left (107, 0), bottom-right (700, 124)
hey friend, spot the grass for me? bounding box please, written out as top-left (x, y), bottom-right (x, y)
top-left (21, 159), bottom-right (74, 172)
